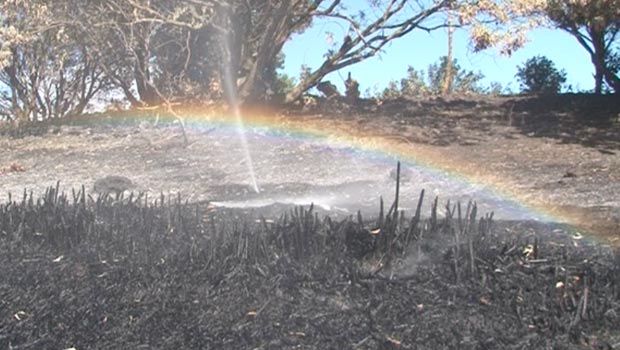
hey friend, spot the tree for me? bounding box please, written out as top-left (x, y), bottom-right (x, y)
top-left (464, 0), bottom-right (620, 94)
top-left (442, 9), bottom-right (456, 94)
top-left (2, 0), bottom-right (526, 114)
top-left (545, 0), bottom-right (620, 93)
top-left (0, 1), bottom-right (108, 123)
top-left (68, 0), bottom-right (218, 107)
top-left (516, 55), bottom-right (567, 93)
top-left (92, 0), bottom-right (458, 104)
top-left (283, 0), bottom-right (452, 103)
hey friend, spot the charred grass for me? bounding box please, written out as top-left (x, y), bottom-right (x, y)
top-left (0, 181), bottom-right (619, 349)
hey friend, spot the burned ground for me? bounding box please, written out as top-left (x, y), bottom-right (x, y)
top-left (286, 94), bottom-right (620, 241)
top-left (1, 95), bottom-right (620, 240)
top-left (1, 94), bottom-right (620, 348)
top-left (0, 187), bottom-right (619, 349)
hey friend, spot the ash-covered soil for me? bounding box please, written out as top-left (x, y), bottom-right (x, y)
top-left (0, 188), bottom-right (619, 349)
top-left (285, 94), bottom-right (620, 240)
top-left (1, 94), bottom-right (619, 242)
top-left (1, 94), bottom-right (620, 349)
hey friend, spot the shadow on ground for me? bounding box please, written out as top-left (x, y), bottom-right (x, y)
top-left (506, 94), bottom-right (620, 152)
top-left (334, 94), bottom-right (620, 151)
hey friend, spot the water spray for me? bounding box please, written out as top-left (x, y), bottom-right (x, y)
top-left (223, 85), bottom-right (260, 194)
top-left (220, 15), bottom-right (260, 194)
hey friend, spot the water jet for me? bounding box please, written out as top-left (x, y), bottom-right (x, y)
top-left (220, 16), bottom-right (260, 194)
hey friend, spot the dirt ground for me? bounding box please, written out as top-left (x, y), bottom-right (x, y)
top-left (1, 94), bottom-right (619, 243)
top-left (1, 94), bottom-right (620, 349)
top-left (288, 94), bottom-right (620, 242)
top-left (1, 180), bottom-right (619, 350)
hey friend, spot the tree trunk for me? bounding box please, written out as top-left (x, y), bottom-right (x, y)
top-left (591, 30), bottom-right (606, 94)
top-left (284, 55), bottom-right (342, 103)
top-left (134, 67), bottom-right (158, 106)
top-left (590, 31), bottom-right (620, 94)
top-left (238, 1), bottom-right (294, 103)
top-left (442, 11), bottom-right (454, 95)
top-left (134, 44), bottom-right (160, 106)
top-left (119, 81), bottom-right (144, 108)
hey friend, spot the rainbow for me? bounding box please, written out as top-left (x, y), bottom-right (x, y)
top-left (100, 105), bottom-right (617, 245)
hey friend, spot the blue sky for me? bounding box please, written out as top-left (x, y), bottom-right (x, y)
top-left (282, 15), bottom-right (594, 95)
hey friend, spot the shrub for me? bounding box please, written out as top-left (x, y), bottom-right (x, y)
top-left (516, 55), bottom-right (567, 94)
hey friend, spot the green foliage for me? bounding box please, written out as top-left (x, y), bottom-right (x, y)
top-left (427, 56), bottom-right (485, 94)
top-left (485, 81), bottom-right (512, 95)
top-left (299, 64), bottom-right (312, 84)
top-left (400, 67), bottom-right (428, 96)
top-left (273, 74), bottom-right (297, 95)
top-left (381, 56), bottom-right (485, 99)
top-left (269, 53), bottom-right (297, 95)
top-left (381, 81), bottom-right (402, 99)
top-left (515, 55), bottom-right (567, 94)
top-left (605, 47), bottom-right (620, 77)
